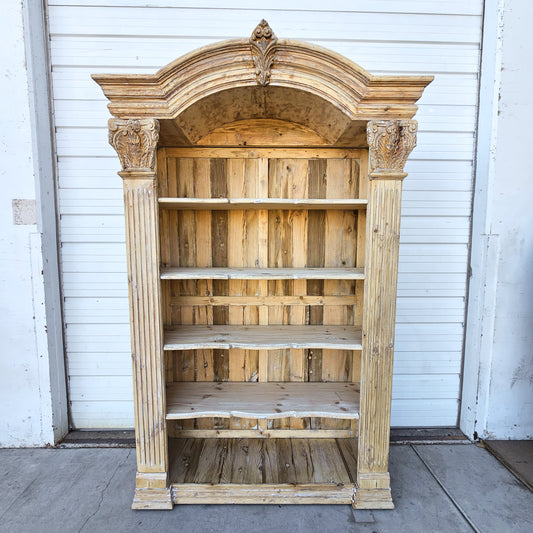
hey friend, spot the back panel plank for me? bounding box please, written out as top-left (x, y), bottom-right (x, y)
top-left (159, 150), bottom-right (364, 434)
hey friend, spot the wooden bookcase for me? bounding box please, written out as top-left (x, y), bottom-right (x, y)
top-left (93, 21), bottom-right (432, 509)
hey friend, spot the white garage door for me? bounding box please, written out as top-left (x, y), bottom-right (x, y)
top-left (47, 0), bottom-right (482, 428)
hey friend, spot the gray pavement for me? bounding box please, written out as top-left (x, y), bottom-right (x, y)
top-left (0, 443), bottom-right (531, 533)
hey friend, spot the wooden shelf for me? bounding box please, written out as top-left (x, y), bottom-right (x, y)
top-left (166, 382), bottom-right (360, 420)
top-left (169, 437), bottom-right (358, 504)
top-left (161, 267), bottom-right (365, 280)
top-left (163, 325), bottom-right (362, 351)
top-left (158, 197), bottom-right (367, 210)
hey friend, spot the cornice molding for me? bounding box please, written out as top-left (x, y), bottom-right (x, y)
top-left (93, 22), bottom-right (433, 122)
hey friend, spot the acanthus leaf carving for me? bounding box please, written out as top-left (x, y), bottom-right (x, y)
top-left (367, 120), bottom-right (418, 178)
top-left (108, 118), bottom-right (160, 172)
top-left (249, 19), bottom-right (278, 86)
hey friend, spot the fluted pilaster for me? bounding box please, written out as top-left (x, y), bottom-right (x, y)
top-left (109, 118), bottom-right (172, 509)
top-left (355, 120), bottom-right (417, 509)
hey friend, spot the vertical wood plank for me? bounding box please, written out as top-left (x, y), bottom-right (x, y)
top-left (257, 158), bottom-right (269, 433)
top-left (157, 150), bottom-right (174, 384)
top-left (193, 159), bottom-right (214, 389)
top-left (288, 160), bottom-right (308, 430)
top-left (322, 159), bottom-right (355, 430)
top-left (220, 439), bottom-right (263, 484)
top-left (354, 156), bottom-right (365, 384)
top-left (306, 159), bottom-right (326, 431)
top-left (210, 159), bottom-right (229, 391)
top-left (227, 159), bottom-right (259, 430)
top-left (268, 160), bottom-right (293, 429)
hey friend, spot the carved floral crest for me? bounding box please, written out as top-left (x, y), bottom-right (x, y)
top-left (108, 118), bottom-right (160, 171)
top-left (367, 120), bottom-right (418, 177)
top-left (250, 20), bottom-right (278, 86)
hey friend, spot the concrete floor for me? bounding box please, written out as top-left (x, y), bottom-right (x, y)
top-left (0, 443), bottom-right (531, 533)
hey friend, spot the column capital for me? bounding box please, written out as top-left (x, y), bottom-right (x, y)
top-left (367, 120), bottom-right (417, 179)
top-left (108, 118), bottom-right (159, 173)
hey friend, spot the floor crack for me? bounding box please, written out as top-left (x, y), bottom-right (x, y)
top-left (78, 449), bottom-right (132, 532)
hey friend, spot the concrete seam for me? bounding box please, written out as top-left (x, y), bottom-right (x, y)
top-left (411, 445), bottom-right (481, 533)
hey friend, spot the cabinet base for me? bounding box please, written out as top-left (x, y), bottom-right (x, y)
top-left (130, 484), bottom-right (394, 508)
top-left (352, 488), bottom-right (394, 509)
top-left (132, 487), bottom-right (173, 510)
top-left (171, 483), bottom-right (353, 504)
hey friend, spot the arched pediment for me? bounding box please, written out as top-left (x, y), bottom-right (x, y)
top-left (93, 20), bottom-right (432, 147)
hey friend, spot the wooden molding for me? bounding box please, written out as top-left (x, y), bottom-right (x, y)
top-left (132, 487), bottom-right (173, 510)
top-left (367, 120), bottom-right (417, 179)
top-left (250, 19), bottom-right (278, 86)
top-left (92, 28), bottom-right (432, 129)
top-left (353, 487), bottom-right (394, 509)
top-left (108, 118), bottom-right (159, 171)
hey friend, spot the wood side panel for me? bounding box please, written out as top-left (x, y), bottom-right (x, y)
top-left (354, 154), bottom-right (367, 383)
top-left (158, 150), bottom-right (174, 384)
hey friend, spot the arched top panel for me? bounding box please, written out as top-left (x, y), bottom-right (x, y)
top-left (93, 21), bottom-right (432, 146)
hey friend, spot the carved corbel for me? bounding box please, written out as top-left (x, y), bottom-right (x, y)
top-left (108, 118), bottom-right (160, 173)
top-left (250, 20), bottom-right (278, 86)
top-left (367, 120), bottom-right (417, 179)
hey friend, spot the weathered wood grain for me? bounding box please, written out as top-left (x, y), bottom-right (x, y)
top-left (161, 267), bottom-right (365, 280)
top-left (166, 381), bottom-right (360, 420)
top-left (355, 120), bottom-right (418, 510)
top-left (159, 197), bottom-right (367, 210)
top-left (108, 119), bottom-right (172, 510)
top-left (168, 437), bottom-right (358, 503)
top-left (164, 325), bottom-right (362, 350)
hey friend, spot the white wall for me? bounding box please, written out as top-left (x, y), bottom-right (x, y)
top-left (462, 0), bottom-right (533, 440)
top-left (0, 1), bottom-right (66, 447)
top-left (5, 0), bottom-right (531, 444)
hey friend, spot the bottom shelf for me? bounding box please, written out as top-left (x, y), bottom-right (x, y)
top-left (169, 437), bottom-right (357, 504)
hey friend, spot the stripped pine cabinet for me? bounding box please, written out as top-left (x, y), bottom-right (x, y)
top-left (93, 20), bottom-right (432, 510)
